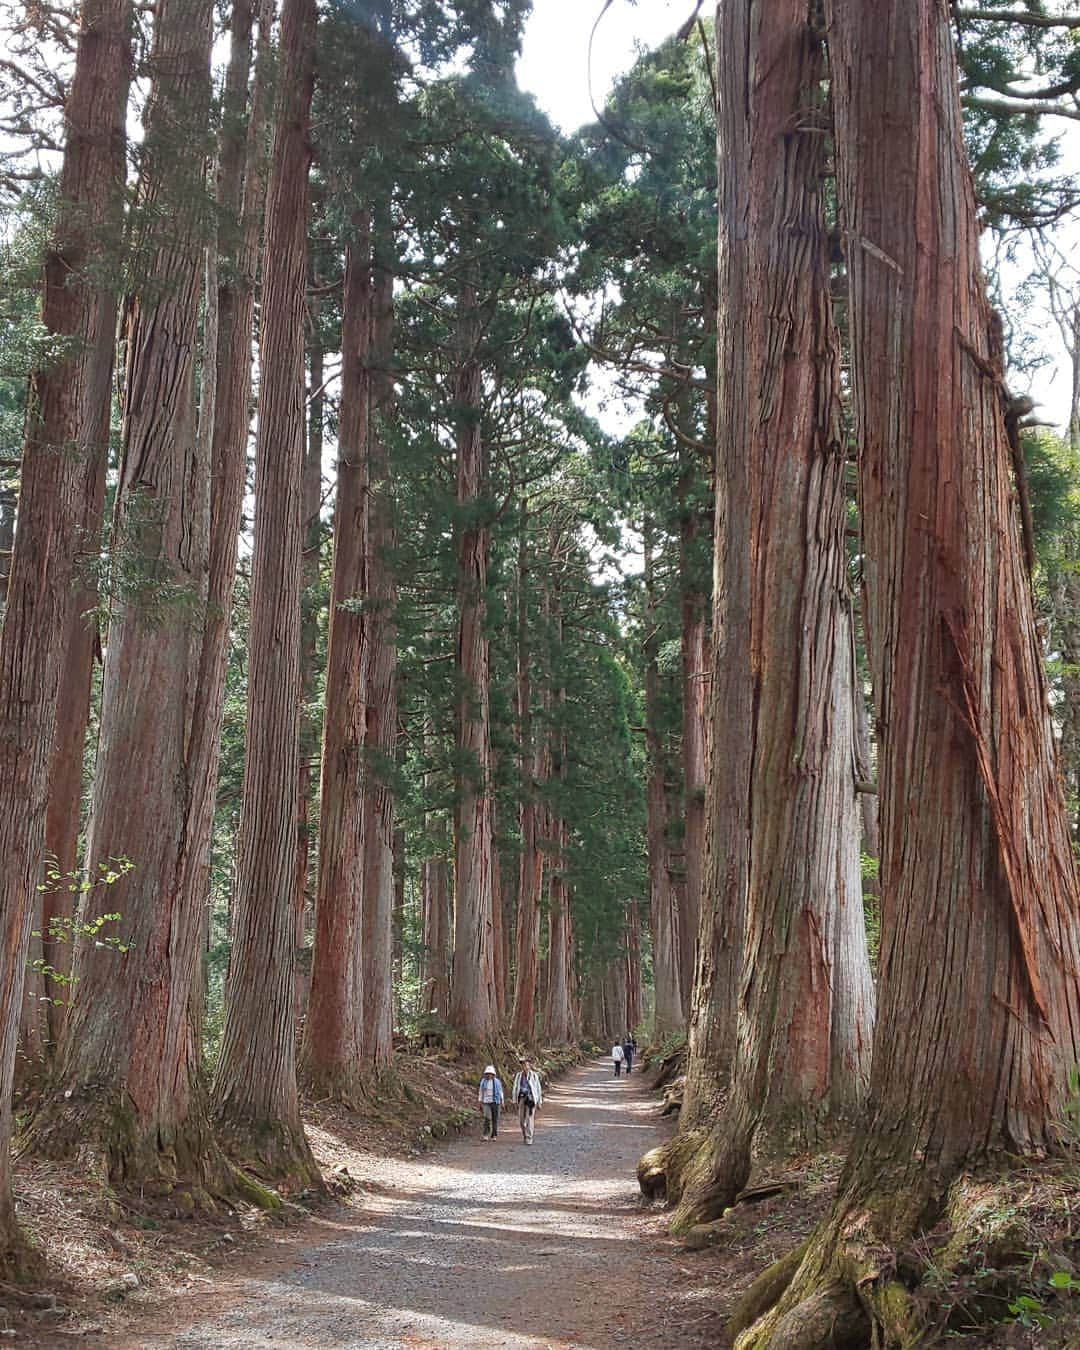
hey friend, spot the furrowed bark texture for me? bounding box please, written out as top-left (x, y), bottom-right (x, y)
top-left (449, 283), bottom-right (497, 1040)
top-left (680, 0), bottom-right (753, 1129)
top-left (358, 239), bottom-right (398, 1068)
top-left (678, 460), bottom-right (708, 1019)
top-left (644, 519), bottom-right (684, 1037)
top-left (34, 0), bottom-right (226, 1193)
top-left (828, 0), bottom-right (1080, 1211)
top-left (675, 0), bottom-right (873, 1228)
top-left (421, 852), bottom-right (451, 1016)
top-left (0, 0), bottom-right (131, 1248)
top-left (40, 446), bottom-right (107, 1053)
top-left (212, 0), bottom-right (319, 1186)
top-left (302, 225), bottom-right (371, 1099)
top-left (511, 515), bottom-right (544, 1039)
top-left (739, 1), bottom-right (1080, 1342)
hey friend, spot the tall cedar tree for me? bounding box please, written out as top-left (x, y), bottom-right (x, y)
top-left (736, 0), bottom-right (1080, 1342)
top-left (449, 273), bottom-right (498, 1039)
top-left (30, 0), bottom-right (229, 1192)
top-left (303, 221), bottom-right (374, 1099)
top-left (0, 0), bottom-right (130, 1250)
top-left (212, 0), bottom-right (321, 1187)
top-left (669, 0), bottom-right (873, 1227)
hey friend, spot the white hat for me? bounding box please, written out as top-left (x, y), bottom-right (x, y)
top-left (483, 1065), bottom-right (496, 1075)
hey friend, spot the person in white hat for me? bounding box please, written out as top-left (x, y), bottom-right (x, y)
top-left (477, 1065), bottom-right (504, 1140)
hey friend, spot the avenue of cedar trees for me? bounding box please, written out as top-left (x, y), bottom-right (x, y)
top-left (1, 0), bottom-right (1079, 1343)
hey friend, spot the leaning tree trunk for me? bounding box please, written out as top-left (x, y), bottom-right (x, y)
top-left (358, 234), bottom-right (398, 1069)
top-left (671, 0), bottom-right (874, 1230)
top-left (737, 0), bottom-right (1080, 1342)
top-left (301, 223), bottom-right (372, 1101)
top-left (29, 0), bottom-right (231, 1197)
top-left (0, 0), bottom-right (131, 1253)
top-left (212, 0), bottom-right (320, 1188)
top-left (449, 281), bottom-right (497, 1041)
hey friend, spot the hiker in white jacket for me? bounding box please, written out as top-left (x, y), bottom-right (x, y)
top-left (511, 1058), bottom-right (543, 1144)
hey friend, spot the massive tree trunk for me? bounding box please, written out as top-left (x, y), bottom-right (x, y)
top-left (511, 514), bottom-right (545, 1038)
top-left (677, 458), bottom-right (708, 1021)
top-left (672, 0), bottom-right (873, 1229)
top-left (543, 820), bottom-right (572, 1044)
top-left (643, 520), bottom-right (684, 1038)
top-left (0, 0), bottom-right (131, 1251)
top-left (358, 234), bottom-right (397, 1069)
top-left (737, 0), bottom-right (1080, 1341)
top-left (40, 448), bottom-right (107, 1054)
top-left (301, 223), bottom-right (371, 1100)
top-left (679, 0), bottom-right (755, 1138)
top-left (449, 281), bottom-right (497, 1041)
top-left (212, 0), bottom-right (320, 1187)
top-left (626, 900), bottom-right (643, 1035)
top-left (28, 0), bottom-right (228, 1200)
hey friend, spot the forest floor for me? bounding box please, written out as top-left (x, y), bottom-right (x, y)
top-left (7, 1056), bottom-right (1078, 1346)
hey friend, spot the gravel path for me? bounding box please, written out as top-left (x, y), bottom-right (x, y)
top-left (113, 1058), bottom-right (720, 1349)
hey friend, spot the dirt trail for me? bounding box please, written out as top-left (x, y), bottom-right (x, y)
top-left (110, 1058), bottom-right (720, 1348)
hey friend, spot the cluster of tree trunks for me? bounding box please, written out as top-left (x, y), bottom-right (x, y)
top-left (670, 1), bottom-right (1080, 1343)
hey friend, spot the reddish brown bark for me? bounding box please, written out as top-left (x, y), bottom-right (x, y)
top-left (643, 520), bottom-right (684, 1038)
top-left (28, 0), bottom-right (229, 1199)
top-left (358, 241), bottom-right (397, 1068)
top-left (827, 0), bottom-right (1079, 1199)
top-left (511, 528), bottom-right (548, 1039)
top-left (212, 0), bottom-right (320, 1187)
top-left (674, 0), bottom-right (874, 1229)
top-left (743, 0), bottom-right (1080, 1340)
top-left (626, 901), bottom-right (643, 1035)
top-left (301, 225), bottom-right (371, 1100)
top-left (421, 853), bottom-right (451, 1016)
top-left (449, 282), bottom-right (497, 1040)
top-left (0, 0), bottom-right (131, 1246)
top-left (678, 466), bottom-right (707, 1021)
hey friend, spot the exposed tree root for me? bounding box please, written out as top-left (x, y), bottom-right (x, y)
top-left (214, 1114), bottom-right (323, 1197)
top-left (726, 1238), bottom-right (809, 1341)
top-left (636, 1125), bottom-right (709, 1204)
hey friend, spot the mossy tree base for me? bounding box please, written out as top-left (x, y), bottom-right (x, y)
top-left (24, 1085), bottom-right (234, 1218)
top-left (727, 1165), bottom-right (1069, 1348)
top-left (214, 1113), bottom-right (323, 1198)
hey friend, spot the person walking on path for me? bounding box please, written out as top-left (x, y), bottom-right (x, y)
top-left (511, 1057), bottom-right (543, 1144)
top-left (622, 1035), bottom-right (637, 1075)
top-left (478, 1065), bottom-right (504, 1140)
top-left (611, 1042), bottom-right (624, 1077)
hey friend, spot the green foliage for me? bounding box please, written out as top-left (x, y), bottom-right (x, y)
top-left (27, 856), bottom-right (134, 1005)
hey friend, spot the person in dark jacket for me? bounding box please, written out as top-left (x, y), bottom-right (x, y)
top-left (622, 1035), bottom-right (637, 1075)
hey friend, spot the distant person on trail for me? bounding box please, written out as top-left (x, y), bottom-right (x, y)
top-left (611, 1042), bottom-right (624, 1077)
top-left (511, 1058), bottom-right (543, 1144)
top-left (622, 1035), bottom-right (637, 1075)
top-left (478, 1065), bottom-right (504, 1140)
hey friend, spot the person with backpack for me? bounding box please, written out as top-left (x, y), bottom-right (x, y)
top-left (477, 1065), bottom-right (504, 1140)
top-left (611, 1041), bottom-right (625, 1077)
top-left (622, 1034), bottom-right (637, 1075)
top-left (511, 1057), bottom-right (543, 1144)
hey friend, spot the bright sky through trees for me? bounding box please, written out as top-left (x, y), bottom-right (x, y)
top-left (518, 0), bottom-right (685, 133)
top-left (519, 1), bottom-right (1077, 434)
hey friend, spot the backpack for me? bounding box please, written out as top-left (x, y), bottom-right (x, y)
top-left (519, 1076), bottom-right (534, 1108)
